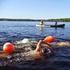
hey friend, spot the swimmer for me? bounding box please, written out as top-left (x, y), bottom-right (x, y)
top-left (31, 40), bottom-right (70, 60)
top-left (31, 40), bottom-right (52, 60)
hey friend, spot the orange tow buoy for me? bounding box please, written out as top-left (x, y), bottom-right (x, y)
top-left (3, 42), bottom-right (15, 54)
top-left (43, 36), bottom-right (55, 43)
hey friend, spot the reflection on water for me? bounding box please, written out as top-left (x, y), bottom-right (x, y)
top-left (38, 26), bottom-right (44, 31)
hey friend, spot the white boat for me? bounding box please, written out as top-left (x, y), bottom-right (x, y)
top-left (36, 24), bottom-right (45, 27)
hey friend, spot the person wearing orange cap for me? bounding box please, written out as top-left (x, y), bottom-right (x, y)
top-left (32, 36), bottom-right (70, 60)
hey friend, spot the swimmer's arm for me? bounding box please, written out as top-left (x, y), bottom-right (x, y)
top-left (49, 42), bottom-right (70, 47)
top-left (56, 42), bottom-right (70, 46)
top-left (35, 40), bottom-right (42, 51)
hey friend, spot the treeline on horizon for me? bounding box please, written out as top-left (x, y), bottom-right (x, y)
top-left (0, 18), bottom-right (70, 22)
top-left (47, 18), bottom-right (70, 22)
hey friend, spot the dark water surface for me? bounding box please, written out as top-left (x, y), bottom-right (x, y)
top-left (0, 21), bottom-right (70, 70)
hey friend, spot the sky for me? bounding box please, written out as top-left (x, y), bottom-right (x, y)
top-left (0, 0), bottom-right (70, 19)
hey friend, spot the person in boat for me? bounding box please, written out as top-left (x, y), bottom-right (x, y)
top-left (55, 21), bottom-right (57, 26)
top-left (40, 20), bottom-right (44, 25)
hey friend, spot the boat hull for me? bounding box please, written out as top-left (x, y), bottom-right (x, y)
top-left (36, 24), bottom-right (45, 27)
top-left (50, 24), bottom-right (65, 28)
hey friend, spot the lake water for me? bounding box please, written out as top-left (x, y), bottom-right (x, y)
top-left (0, 21), bottom-right (70, 70)
top-left (0, 21), bottom-right (70, 45)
